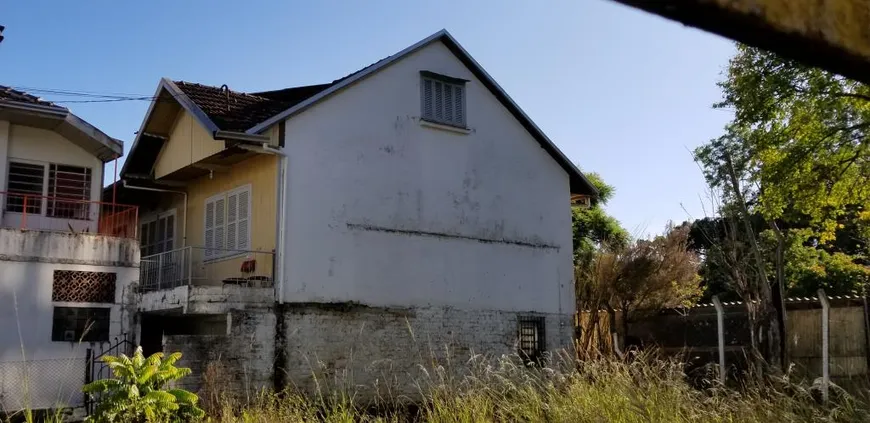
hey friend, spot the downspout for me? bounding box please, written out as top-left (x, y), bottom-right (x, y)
top-left (121, 180), bottom-right (188, 247)
top-left (237, 143), bottom-right (287, 304)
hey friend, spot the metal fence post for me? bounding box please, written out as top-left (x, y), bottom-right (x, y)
top-left (84, 348), bottom-right (93, 413)
top-left (712, 295), bottom-right (726, 384)
top-left (157, 253), bottom-right (164, 290)
top-left (817, 289), bottom-right (830, 402)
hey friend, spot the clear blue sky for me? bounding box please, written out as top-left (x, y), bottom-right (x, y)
top-left (1, 0), bottom-right (734, 237)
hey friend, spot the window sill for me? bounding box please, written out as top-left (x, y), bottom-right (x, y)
top-left (419, 119), bottom-right (472, 135)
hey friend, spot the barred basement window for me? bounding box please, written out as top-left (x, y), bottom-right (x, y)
top-left (518, 315), bottom-right (546, 363)
top-left (51, 307), bottom-right (110, 342)
top-left (420, 71), bottom-right (467, 128)
top-left (52, 270), bottom-right (116, 303)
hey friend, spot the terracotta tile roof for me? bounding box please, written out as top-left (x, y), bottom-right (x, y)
top-left (0, 85), bottom-right (59, 107)
top-left (172, 81), bottom-right (296, 132)
top-left (172, 54), bottom-right (394, 132)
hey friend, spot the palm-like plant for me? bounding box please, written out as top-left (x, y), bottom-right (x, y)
top-left (83, 346), bottom-right (205, 422)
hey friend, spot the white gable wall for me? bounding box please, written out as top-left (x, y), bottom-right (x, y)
top-left (281, 40), bottom-right (574, 318)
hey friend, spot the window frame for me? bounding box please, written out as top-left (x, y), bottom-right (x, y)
top-left (204, 184), bottom-right (252, 261)
top-left (4, 159), bottom-right (94, 219)
top-left (517, 315), bottom-right (546, 364)
top-left (139, 209), bottom-right (177, 257)
top-left (420, 71), bottom-right (468, 128)
top-left (51, 306), bottom-right (110, 343)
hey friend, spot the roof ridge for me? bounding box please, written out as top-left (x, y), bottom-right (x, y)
top-left (173, 80), bottom-right (273, 101)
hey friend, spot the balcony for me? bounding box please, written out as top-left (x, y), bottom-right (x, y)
top-left (138, 247), bottom-right (275, 313)
top-left (0, 191), bottom-right (138, 239)
top-left (139, 247), bottom-right (275, 292)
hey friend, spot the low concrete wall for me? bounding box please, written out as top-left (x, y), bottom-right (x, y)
top-left (139, 285), bottom-right (274, 314)
top-left (0, 228), bottom-right (139, 266)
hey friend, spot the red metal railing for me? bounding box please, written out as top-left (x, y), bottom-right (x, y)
top-left (0, 191), bottom-right (138, 239)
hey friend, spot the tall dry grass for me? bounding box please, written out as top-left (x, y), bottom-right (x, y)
top-left (208, 350), bottom-right (870, 423)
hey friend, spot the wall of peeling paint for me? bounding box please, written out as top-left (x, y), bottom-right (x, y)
top-left (280, 40), bottom-right (574, 321)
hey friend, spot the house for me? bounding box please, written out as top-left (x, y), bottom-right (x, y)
top-left (116, 29), bottom-right (597, 395)
top-left (0, 86), bottom-right (139, 412)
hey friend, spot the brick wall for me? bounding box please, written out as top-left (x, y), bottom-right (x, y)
top-left (279, 304), bottom-right (572, 400)
top-left (163, 308), bottom-right (275, 397)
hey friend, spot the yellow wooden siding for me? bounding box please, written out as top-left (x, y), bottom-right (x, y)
top-left (154, 110), bottom-right (225, 179)
top-left (170, 153), bottom-right (278, 251)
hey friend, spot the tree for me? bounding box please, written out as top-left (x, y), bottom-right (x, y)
top-left (695, 44), bottom-right (870, 373)
top-left (710, 45), bottom-right (869, 241)
top-left (83, 347), bottom-right (205, 423)
top-left (572, 172), bottom-right (629, 265)
top-left (578, 224), bottom-right (702, 349)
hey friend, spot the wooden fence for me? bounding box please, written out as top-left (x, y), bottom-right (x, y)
top-left (576, 296), bottom-right (870, 383)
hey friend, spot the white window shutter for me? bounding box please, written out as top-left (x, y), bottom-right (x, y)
top-left (237, 188), bottom-right (250, 250)
top-left (214, 197), bottom-right (226, 253)
top-left (204, 201), bottom-right (215, 258)
top-left (226, 192), bottom-right (238, 251)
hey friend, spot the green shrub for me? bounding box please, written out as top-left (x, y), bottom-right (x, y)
top-left (82, 347), bottom-right (204, 423)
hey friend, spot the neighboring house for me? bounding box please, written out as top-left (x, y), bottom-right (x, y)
top-left (0, 87), bottom-right (139, 411)
top-left (116, 30), bottom-right (597, 395)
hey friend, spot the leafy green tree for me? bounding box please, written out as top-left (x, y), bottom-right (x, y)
top-left (83, 347), bottom-right (205, 423)
top-left (705, 44), bottom-right (870, 242)
top-left (695, 44), bottom-right (870, 372)
top-left (572, 172), bottom-right (629, 264)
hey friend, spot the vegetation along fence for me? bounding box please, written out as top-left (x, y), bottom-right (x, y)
top-left (0, 357), bottom-right (87, 411)
top-left (577, 293), bottom-right (870, 386)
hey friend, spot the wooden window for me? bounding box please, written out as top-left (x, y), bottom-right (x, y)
top-left (420, 71), bottom-right (467, 127)
top-left (51, 307), bottom-right (110, 342)
top-left (52, 270), bottom-right (116, 303)
top-left (205, 185), bottom-right (251, 259)
top-left (518, 315), bottom-right (546, 363)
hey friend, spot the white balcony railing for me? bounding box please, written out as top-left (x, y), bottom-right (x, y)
top-left (139, 246), bottom-right (274, 292)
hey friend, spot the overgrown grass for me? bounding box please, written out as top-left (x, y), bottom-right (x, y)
top-left (208, 351), bottom-right (870, 423)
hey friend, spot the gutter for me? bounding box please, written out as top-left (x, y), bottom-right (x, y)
top-left (0, 100), bottom-right (68, 118)
top-left (121, 180), bottom-right (188, 247)
top-left (236, 143), bottom-right (288, 304)
top-left (213, 130), bottom-right (271, 144)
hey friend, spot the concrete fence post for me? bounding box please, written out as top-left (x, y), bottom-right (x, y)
top-left (817, 289), bottom-right (830, 402)
top-left (712, 295), bottom-right (726, 384)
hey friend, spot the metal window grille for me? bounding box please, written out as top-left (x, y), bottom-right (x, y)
top-left (5, 161), bottom-right (45, 214)
top-left (52, 270), bottom-right (116, 303)
top-left (47, 164), bottom-right (91, 219)
top-left (421, 75), bottom-right (466, 127)
top-left (51, 307), bottom-right (110, 343)
top-left (518, 315), bottom-right (546, 362)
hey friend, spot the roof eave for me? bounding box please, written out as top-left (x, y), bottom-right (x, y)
top-left (121, 78), bottom-right (222, 178)
top-left (0, 100), bottom-right (123, 162)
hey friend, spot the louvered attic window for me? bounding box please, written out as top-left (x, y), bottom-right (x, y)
top-left (420, 71), bottom-right (467, 128)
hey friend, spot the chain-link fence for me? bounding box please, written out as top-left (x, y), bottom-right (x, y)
top-left (0, 357), bottom-right (86, 411)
